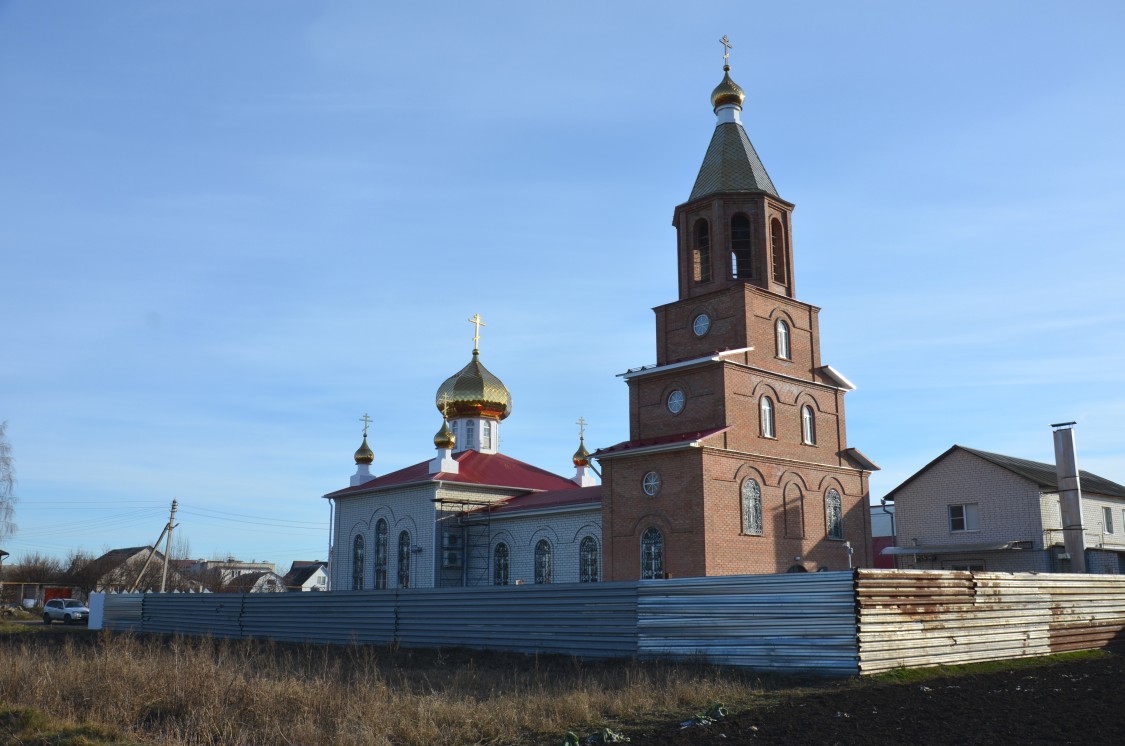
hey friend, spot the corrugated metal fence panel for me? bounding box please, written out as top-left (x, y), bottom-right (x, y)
top-left (637, 572), bottom-right (859, 676)
top-left (395, 582), bottom-right (639, 658)
top-left (856, 569), bottom-right (1125, 674)
top-left (241, 591), bottom-right (397, 645)
top-left (101, 593), bottom-right (144, 631)
top-left (142, 593), bottom-right (244, 637)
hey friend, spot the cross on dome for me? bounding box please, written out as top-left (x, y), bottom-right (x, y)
top-left (359, 412), bottom-right (373, 437)
top-left (468, 313), bottom-right (486, 353)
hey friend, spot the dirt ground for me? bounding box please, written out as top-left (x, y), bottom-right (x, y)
top-left (631, 652), bottom-right (1125, 745)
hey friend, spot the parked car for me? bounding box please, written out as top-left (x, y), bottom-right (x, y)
top-left (42, 598), bottom-right (89, 625)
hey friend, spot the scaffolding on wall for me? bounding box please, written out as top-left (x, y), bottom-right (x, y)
top-left (433, 497), bottom-right (494, 588)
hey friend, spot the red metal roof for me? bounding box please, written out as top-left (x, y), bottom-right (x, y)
top-left (593, 426), bottom-right (729, 458)
top-left (488, 485), bottom-right (602, 516)
top-left (324, 450), bottom-right (578, 498)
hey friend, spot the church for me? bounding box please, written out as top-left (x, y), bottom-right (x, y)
top-left (324, 54), bottom-right (877, 590)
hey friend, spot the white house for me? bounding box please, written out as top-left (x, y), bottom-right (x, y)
top-left (884, 445), bottom-right (1125, 573)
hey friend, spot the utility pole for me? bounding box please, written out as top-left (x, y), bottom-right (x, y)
top-left (160, 499), bottom-right (178, 592)
top-left (128, 499), bottom-right (179, 593)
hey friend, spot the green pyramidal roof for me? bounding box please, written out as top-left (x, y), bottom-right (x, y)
top-left (688, 122), bottom-right (779, 202)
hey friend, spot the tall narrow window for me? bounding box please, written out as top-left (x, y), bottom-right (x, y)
top-left (352, 535), bottom-right (365, 590)
top-left (731, 214), bottom-right (752, 279)
top-left (826, 489), bottom-right (843, 539)
top-left (450, 420), bottom-right (459, 451)
top-left (770, 218), bottom-right (787, 284)
top-left (760, 396), bottom-right (775, 438)
top-left (742, 478), bottom-right (763, 535)
top-left (1103, 507), bottom-right (1115, 535)
top-left (374, 519), bottom-right (388, 589)
top-left (640, 527), bottom-right (664, 579)
top-left (579, 536), bottom-right (599, 583)
top-left (692, 220), bottom-right (712, 283)
top-left (801, 405), bottom-right (816, 445)
top-left (776, 319), bottom-right (791, 359)
top-left (493, 543), bottom-right (510, 585)
top-left (397, 531), bottom-right (411, 588)
top-left (534, 540), bottom-right (552, 584)
top-left (466, 420), bottom-right (475, 448)
top-left (785, 484), bottom-right (805, 538)
top-left (482, 420), bottom-right (493, 449)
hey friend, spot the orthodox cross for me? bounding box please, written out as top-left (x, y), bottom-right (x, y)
top-left (438, 393), bottom-right (452, 419)
top-left (720, 35), bottom-right (732, 66)
top-left (468, 313), bottom-right (487, 351)
top-left (576, 416), bottom-right (588, 441)
top-left (359, 412), bottom-right (373, 437)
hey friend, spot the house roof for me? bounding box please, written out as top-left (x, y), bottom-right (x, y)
top-left (283, 564), bottom-right (325, 587)
top-left (93, 546), bottom-right (159, 567)
top-left (224, 571), bottom-right (285, 592)
top-left (486, 485), bottom-right (602, 516)
top-left (324, 449), bottom-right (577, 498)
top-left (884, 445), bottom-right (1125, 501)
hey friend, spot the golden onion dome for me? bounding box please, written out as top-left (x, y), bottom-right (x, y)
top-left (354, 435), bottom-right (374, 465)
top-left (435, 351), bottom-right (513, 421)
top-left (711, 66), bottom-right (745, 111)
top-left (572, 439), bottom-right (591, 468)
top-left (434, 419), bottom-right (455, 449)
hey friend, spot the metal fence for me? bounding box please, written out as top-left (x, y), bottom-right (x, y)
top-left (856, 569), bottom-right (1125, 674)
top-left (98, 570), bottom-right (1125, 676)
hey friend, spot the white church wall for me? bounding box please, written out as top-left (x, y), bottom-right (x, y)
top-left (333, 483), bottom-right (438, 590)
top-left (486, 508), bottom-right (601, 585)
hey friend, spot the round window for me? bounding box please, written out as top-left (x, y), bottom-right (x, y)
top-left (667, 389), bottom-right (685, 414)
top-left (692, 313), bottom-right (711, 337)
top-left (642, 471), bottom-right (661, 496)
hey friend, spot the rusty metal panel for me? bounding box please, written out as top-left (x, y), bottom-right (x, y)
top-left (857, 569), bottom-right (1125, 674)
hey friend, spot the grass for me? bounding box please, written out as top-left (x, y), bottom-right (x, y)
top-left (0, 627), bottom-right (1111, 745)
top-left (871, 648), bottom-right (1110, 684)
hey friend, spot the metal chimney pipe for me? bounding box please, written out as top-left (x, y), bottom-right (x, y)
top-left (1052, 422), bottom-right (1086, 573)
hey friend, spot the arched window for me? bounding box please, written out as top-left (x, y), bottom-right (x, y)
top-left (352, 535), bottom-right (365, 590)
top-left (801, 405), bottom-right (817, 445)
top-left (770, 218), bottom-right (787, 284)
top-left (450, 420), bottom-right (460, 451)
top-left (466, 420), bottom-right (475, 448)
top-left (640, 527), bottom-right (664, 579)
top-left (534, 539), bottom-right (552, 584)
top-left (785, 484), bottom-right (805, 538)
top-left (742, 478), bottom-right (763, 536)
top-left (374, 519), bottom-right (388, 589)
top-left (731, 214), bottom-right (752, 279)
top-left (397, 530), bottom-right (411, 588)
top-left (693, 219), bottom-right (712, 283)
top-left (579, 536), bottom-right (599, 583)
top-left (776, 319), bottom-right (790, 359)
top-left (493, 543), bottom-right (509, 586)
top-left (482, 420), bottom-right (493, 449)
top-left (760, 396), bottom-right (775, 438)
top-left (826, 489), bottom-right (843, 540)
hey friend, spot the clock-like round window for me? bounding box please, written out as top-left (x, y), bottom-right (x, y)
top-left (692, 313), bottom-right (712, 337)
top-left (642, 471), bottom-right (661, 497)
top-left (666, 389), bottom-right (685, 414)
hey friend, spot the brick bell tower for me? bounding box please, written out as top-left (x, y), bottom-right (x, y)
top-left (595, 49), bottom-right (878, 581)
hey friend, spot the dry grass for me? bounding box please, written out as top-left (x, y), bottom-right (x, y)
top-left (0, 630), bottom-right (772, 745)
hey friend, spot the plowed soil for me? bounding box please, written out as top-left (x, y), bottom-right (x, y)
top-left (632, 652), bottom-right (1125, 745)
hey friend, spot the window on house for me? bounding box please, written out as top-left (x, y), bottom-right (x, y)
top-left (493, 543), bottom-right (509, 586)
top-left (770, 218), bottom-right (787, 284)
top-left (949, 504), bottom-right (980, 532)
top-left (801, 405), bottom-right (816, 445)
top-left (693, 219), bottom-right (711, 283)
top-left (397, 530), bottom-right (411, 588)
top-left (742, 478), bottom-right (763, 535)
top-left (579, 536), bottom-right (599, 583)
top-left (826, 489), bottom-right (843, 540)
top-left (534, 539), bottom-right (552, 584)
top-left (1104, 507), bottom-right (1115, 534)
top-left (731, 214), bottom-right (752, 279)
top-left (352, 535), bottom-right (365, 590)
top-left (776, 319), bottom-right (791, 359)
top-left (760, 396), bottom-right (775, 438)
top-left (374, 518), bottom-right (388, 590)
top-left (640, 527), bottom-right (664, 579)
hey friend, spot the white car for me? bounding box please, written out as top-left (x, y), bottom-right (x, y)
top-left (43, 598), bottom-right (89, 625)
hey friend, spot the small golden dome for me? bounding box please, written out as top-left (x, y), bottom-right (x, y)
top-left (354, 435), bottom-right (374, 465)
top-left (573, 439), bottom-right (591, 467)
top-left (711, 66), bottom-right (745, 111)
top-left (434, 419), bottom-right (455, 449)
top-left (435, 351), bottom-right (513, 421)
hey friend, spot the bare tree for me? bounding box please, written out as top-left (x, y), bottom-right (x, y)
top-left (7, 552), bottom-right (64, 583)
top-left (64, 550), bottom-right (113, 597)
top-left (0, 421), bottom-right (16, 543)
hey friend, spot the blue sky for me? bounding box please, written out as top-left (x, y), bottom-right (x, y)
top-left (2, 1), bottom-right (1124, 571)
